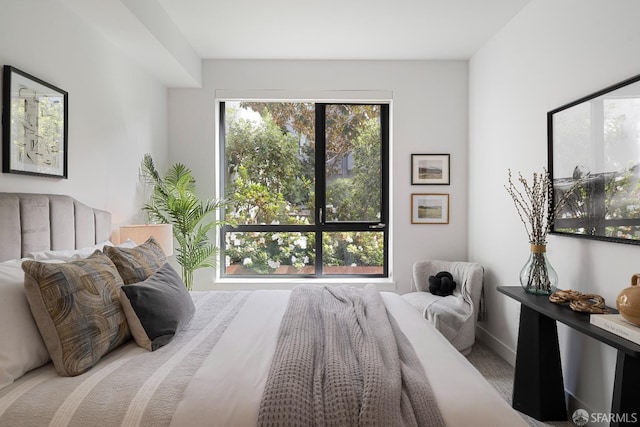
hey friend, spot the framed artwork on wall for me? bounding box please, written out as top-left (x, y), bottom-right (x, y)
top-left (411, 154), bottom-right (450, 185)
top-left (411, 193), bottom-right (449, 224)
top-left (2, 65), bottom-right (68, 178)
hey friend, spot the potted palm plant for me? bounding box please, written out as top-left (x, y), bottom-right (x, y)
top-left (140, 153), bottom-right (225, 290)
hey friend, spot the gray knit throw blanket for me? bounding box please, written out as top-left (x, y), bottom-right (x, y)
top-left (257, 284), bottom-right (446, 427)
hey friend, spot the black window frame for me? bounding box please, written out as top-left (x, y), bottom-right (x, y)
top-left (219, 101), bottom-right (390, 279)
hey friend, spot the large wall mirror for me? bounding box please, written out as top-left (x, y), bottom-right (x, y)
top-left (549, 73), bottom-right (640, 245)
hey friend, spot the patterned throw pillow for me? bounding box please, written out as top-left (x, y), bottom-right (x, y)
top-left (104, 236), bottom-right (167, 285)
top-left (22, 252), bottom-right (131, 377)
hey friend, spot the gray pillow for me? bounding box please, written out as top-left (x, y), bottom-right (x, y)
top-left (119, 262), bottom-right (195, 351)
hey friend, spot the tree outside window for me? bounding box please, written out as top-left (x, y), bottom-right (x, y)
top-left (221, 101), bottom-right (388, 277)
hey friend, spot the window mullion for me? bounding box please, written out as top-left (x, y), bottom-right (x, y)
top-left (380, 104), bottom-right (390, 226)
top-left (315, 104), bottom-right (326, 276)
top-left (381, 104), bottom-right (389, 276)
top-left (315, 104), bottom-right (326, 226)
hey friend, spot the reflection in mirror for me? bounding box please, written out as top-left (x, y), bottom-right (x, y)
top-left (549, 74), bottom-right (640, 244)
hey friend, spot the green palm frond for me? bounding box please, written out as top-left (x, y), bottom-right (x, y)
top-left (176, 244), bottom-right (218, 271)
top-left (140, 153), bottom-right (226, 289)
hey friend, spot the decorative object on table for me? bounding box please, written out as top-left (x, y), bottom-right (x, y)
top-left (590, 313), bottom-right (640, 345)
top-left (519, 243), bottom-right (558, 296)
top-left (548, 289), bottom-right (609, 314)
top-left (411, 154), bottom-right (450, 185)
top-left (428, 271), bottom-right (457, 296)
top-left (2, 66), bottom-right (68, 178)
top-left (548, 72), bottom-right (640, 246)
top-left (616, 273), bottom-right (640, 326)
top-left (505, 168), bottom-right (583, 295)
top-left (411, 193), bottom-right (449, 224)
top-left (140, 154), bottom-right (226, 290)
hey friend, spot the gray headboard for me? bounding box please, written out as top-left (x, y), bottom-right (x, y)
top-left (0, 193), bottom-right (112, 262)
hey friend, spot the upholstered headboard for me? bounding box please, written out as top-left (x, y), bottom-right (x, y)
top-left (0, 193), bottom-right (112, 262)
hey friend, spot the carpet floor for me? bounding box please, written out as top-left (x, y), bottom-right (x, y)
top-left (466, 340), bottom-right (575, 427)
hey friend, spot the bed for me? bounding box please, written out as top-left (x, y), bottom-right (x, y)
top-left (0, 193), bottom-right (527, 426)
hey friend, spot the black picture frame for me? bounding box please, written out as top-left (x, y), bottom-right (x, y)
top-left (548, 72), bottom-right (640, 245)
top-left (411, 153), bottom-right (450, 185)
top-left (2, 65), bottom-right (68, 178)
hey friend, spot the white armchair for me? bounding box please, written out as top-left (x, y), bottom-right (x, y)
top-left (402, 260), bottom-right (484, 355)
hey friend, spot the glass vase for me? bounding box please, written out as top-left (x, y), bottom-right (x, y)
top-left (520, 243), bottom-right (558, 295)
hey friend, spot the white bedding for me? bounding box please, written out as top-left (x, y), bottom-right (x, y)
top-left (0, 288), bottom-right (527, 427)
top-left (172, 290), bottom-right (526, 427)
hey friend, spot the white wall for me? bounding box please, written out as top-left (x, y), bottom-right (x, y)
top-left (0, 0), bottom-right (169, 230)
top-left (470, 0), bottom-right (640, 416)
top-left (168, 60), bottom-right (469, 292)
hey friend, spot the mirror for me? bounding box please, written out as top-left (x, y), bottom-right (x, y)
top-left (549, 73), bottom-right (640, 245)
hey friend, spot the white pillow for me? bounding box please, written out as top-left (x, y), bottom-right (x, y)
top-left (0, 259), bottom-right (53, 389)
top-left (27, 240), bottom-right (116, 261)
top-left (116, 239), bottom-right (137, 249)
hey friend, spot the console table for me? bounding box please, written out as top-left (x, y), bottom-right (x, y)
top-left (498, 286), bottom-right (640, 426)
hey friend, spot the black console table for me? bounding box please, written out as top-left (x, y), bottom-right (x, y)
top-left (498, 286), bottom-right (640, 427)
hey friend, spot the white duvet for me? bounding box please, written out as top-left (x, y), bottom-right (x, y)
top-left (0, 288), bottom-right (527, 426)
top-left (171, 290), bottom-right (527, 427)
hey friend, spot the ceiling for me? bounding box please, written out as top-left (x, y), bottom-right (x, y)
top-left (60, 0), bottom-right (532, 87)
top-left (158, 0), bottom-right (531, 60)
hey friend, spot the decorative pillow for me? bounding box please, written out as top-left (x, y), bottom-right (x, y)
top-left (0, 259), bottom-right (52, 389)
top-left (27, 240), bottom-right (114, 261)
top-left (119, 262), bottom-right (195, 351)
top-left (115, 238), bottom-right (137, 249)
top-left (428, 271), bottom-right (457, 296)
top-left (104, 236), bottom-right (167, 285)
top-left (22, 252), bottom-right (131, 377)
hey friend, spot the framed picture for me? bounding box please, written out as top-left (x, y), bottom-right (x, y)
top-left (2, 66), bottom-right (68, 178)
top-left (548, 72), bottom-right (640, 245)
top-left (411, 154), bottom-right (450, 185)
top-left (411, 193), bottom-right (449, 224)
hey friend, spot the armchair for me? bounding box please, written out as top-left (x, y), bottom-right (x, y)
top-left (402, 260), bottom-right (484, 355)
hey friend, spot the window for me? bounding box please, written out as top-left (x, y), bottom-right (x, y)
top-left (220, 101), bottom-right (389, 278)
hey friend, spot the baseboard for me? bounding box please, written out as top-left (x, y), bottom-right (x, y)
top-left (475, 326), bottom-right (606, 426)
top-left (475, 325), bottom-right (517, 366)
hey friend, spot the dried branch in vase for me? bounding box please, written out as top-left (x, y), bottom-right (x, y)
top-left (505, 168), bottom-right (583, 245)
top-left (506, 168), bottom-right (585, 294)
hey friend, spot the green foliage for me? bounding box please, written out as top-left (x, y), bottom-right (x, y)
top-left (240, 102), bottom-right (379, 166)
top-left (326, 178), bottom-right (357, 220)
top-left (226, 113), bottom-right (303, 195)
top-left (326, 118), bottom-right (382, 221)
top-left (229, 165), bottom-right (287, 224)
top-left (225, 230), bottom-right (315, 274)
top-left (141, 154), bottom-right (224, 289)
top-left (225, 112), bottom-right (313, 224)
top-left (224, 230), bottom-right (383, 275)
top-left (322, 232), bottom-right (384, 267)
top-left (224, 103), bottom-right (384, 274)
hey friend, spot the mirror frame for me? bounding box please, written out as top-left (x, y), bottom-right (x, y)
top-left (548, 72), bottom-right (640, 245)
